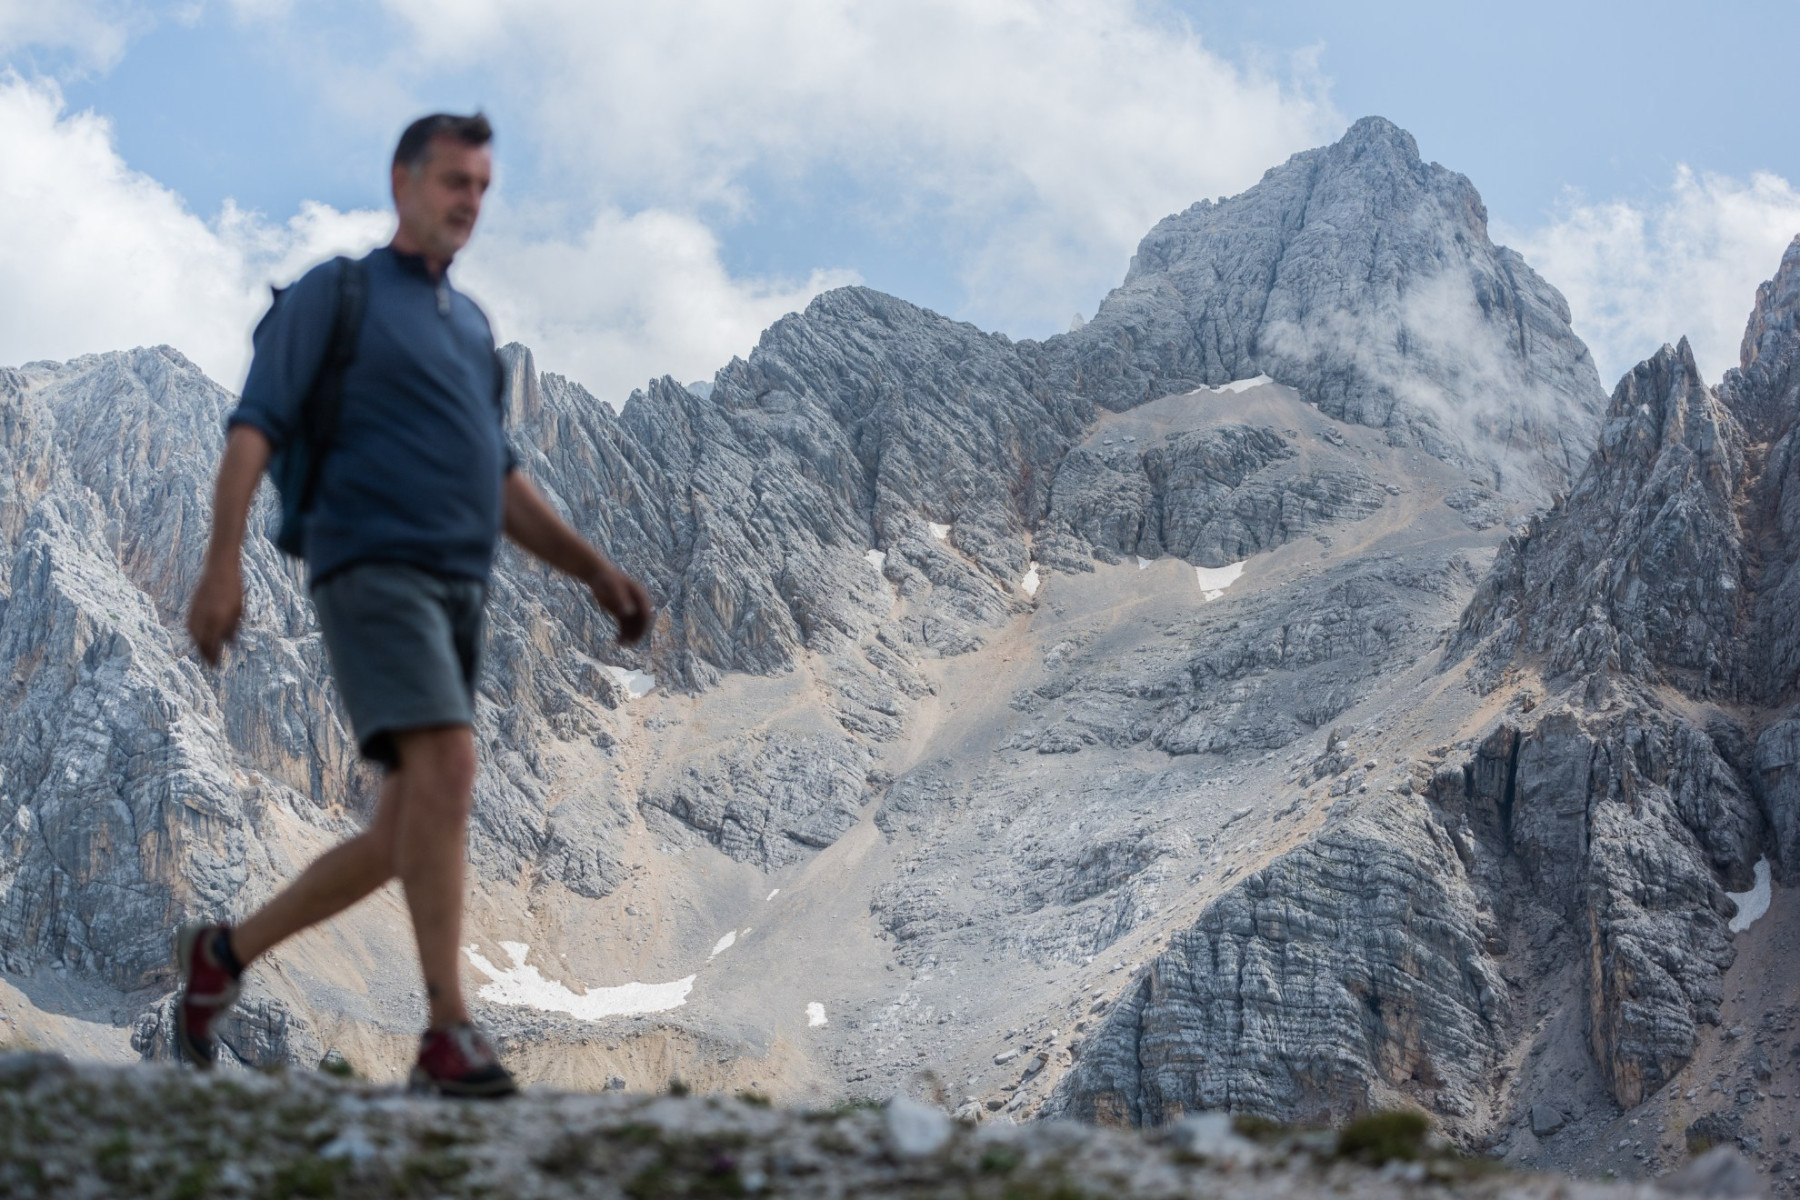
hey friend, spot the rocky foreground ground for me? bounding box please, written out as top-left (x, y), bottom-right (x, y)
top-left (0, 1053), bottom-right (1763, 1199)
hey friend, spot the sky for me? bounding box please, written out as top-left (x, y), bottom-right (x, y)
top-left (2, 0), bottom-right (1797, 407)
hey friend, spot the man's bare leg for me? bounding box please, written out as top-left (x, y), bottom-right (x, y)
top-left (230, 771), bottom-right (403, 965)
top-left (390, 724), bottom-right (479, 1029)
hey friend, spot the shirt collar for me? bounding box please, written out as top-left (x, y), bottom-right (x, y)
top-left (386, 246), bottom-right (452, 285)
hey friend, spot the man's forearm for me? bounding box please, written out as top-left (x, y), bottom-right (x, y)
top-left (501, 472), bottom-right (607, 581)
top-left (503, 471), bottom-right (651, 643)
top-left (206, 426), bottom-right (273, 570)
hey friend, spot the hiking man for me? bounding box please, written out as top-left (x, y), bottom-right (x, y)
top-left (178, 112), bottom-right (652, 1097)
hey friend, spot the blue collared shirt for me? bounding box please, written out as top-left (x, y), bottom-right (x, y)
top-left (230, 246), bottom-right (516, 585)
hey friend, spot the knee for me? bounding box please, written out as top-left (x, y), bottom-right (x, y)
top-left (396, 729), bottom-right (479, 816)
top-left (434, 739), bottom-right (479, 801)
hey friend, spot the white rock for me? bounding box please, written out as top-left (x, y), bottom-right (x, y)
top-left (884, 1095), bottom-right (951, 1157)
top-left (318, 1125), bottom-right (377, 1164)
top-left (1171, 1112), bottom-right (1260, 1167)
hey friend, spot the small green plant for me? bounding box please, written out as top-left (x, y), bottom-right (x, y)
top-left (399, 1151), bottom-right (469, 1190)
top-left (168, 1163), bottom-right (219, 1200)
top-left (269, 1156), bottom-right (344, 1199)
top-left (94, 1126), bottom-right (133, 1185)
top-left (617, 1122), bottom-right (662, 1146)
top-left (735, 1089), bottom-right (771, 1107)
top-left (317, 1051), bottom-right (355, 1079)
top-left (996, 1180), bottom-right (1088, 1200)
top-left (624, 1163), bottom-right (672, 1198)
top-left (981, 1146), bottom-right (1022, 1174)
top-left (1335, 1109), bottom-right (1431, 1165)
top-left (418, 1126), bottom-right (469, 1150)
top-left (667, 1078), bottom-right (691, 1097)
top-left (535, 1132), bottom-right (592, 1176)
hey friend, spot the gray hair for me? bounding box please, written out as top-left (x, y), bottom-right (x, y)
top-left (393, 112), bottom-right (493, 172)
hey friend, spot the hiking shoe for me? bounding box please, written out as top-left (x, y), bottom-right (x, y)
top-left (171, 922), bottom-right (242, 1069)
top-left (409, 1023), bottom-right (518, 1099)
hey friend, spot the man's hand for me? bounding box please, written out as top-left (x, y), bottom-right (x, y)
top-left (189, 425), bottom-right (270, 668)
top-left (585, 561), bottom-right (653, 644)
top-left (188, 563), bottom-right (244, 666)
top-left (503, 472), bottom-right (654, 645)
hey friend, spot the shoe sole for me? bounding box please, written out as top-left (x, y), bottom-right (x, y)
top-left (407, 1066), bottom-right (519, 1100)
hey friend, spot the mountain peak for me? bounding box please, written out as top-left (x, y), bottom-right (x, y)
top-left (1739, 233), bottom-right (1800, 373)
top-left (1066, 117), bottom-right (1603, 495)
top-left (1336, 114), bottom-right (1422, 163)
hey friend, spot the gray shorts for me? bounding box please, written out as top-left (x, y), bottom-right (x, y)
top-left (312, 562), bottom-right (487, 769)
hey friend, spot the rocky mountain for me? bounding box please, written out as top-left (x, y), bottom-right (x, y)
top-left (1052, 238), bottom-right (1800, 1183)
top-left (3, 116), bottom-right (1790, 1188)
top-left (1059, 120), bottom-right (1604, 489)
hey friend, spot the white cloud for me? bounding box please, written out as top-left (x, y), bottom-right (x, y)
top-left (459, 204), bottom-right (857, 404)
top-left (366, 0), bottom-right (1339, 336)
top-left (0, 74), bottom-right (388, 385)
top-left (0, 0), bottom-right (138, 71)
top-left (1502, 168), bottom-right (1800, 388)
top-left (0, 75), bottom-right (847, 404)
top-left (4, 2), bottom-right (1335, 397)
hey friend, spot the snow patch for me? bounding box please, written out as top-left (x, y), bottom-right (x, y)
top-left (1136, 556), bottom-right (1152, 571)
top-left (1727, 858), bottom-right (1773, 933)
top-left (807, 1002), bottom-right (828, 1028)
top-left (865, 549), bottom-right (887, 573)
top-left (709, 931), bottom-right (737, 958)
top-left (1021, 562), bottom-right (1041, 597)
top-left (465, 942), bottom-right (694, 1019)
top-left (928, 522), bottom-right (951, 541)
top-left (604, 665), bottom-right (657, 699)
top-left (1212, 374), bottom-right (1274, 394)
top-left (1194, 561), bottom-right (1246, 602)
top-left (766, 889), bottom-right (780, 901)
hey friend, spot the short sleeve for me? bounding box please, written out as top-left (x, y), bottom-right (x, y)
top-left (228, 260), bottom-right (341, 449)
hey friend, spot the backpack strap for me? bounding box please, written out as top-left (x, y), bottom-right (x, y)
top-left (295, 255), bottom-right (367, 518)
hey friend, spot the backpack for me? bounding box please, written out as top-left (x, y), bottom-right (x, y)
top-left (253, 255), bottom-right (368, 558)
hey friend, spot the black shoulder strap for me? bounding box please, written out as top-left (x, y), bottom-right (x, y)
top-left (296, 255), bottom-right (367, 514)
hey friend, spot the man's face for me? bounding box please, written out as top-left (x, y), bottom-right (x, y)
top-left (391, 137), bottom-right (492, 261)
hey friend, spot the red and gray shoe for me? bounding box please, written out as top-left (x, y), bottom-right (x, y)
top-left (171, 922), bottom-right (243, 1069)
top-left (409, 1023), bottom-right (518, 1099)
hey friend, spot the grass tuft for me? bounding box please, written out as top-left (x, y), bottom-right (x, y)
top-left (270, 1155), bottom-right (345, 1199)
top-left (981, 1146), bottom-right (1022, 1174)
top-left (1335, 1109), bottom-right (1431, 1165)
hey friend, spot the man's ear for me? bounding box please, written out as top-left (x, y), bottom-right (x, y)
top-left (390, 163), bottom-right (409, 206)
